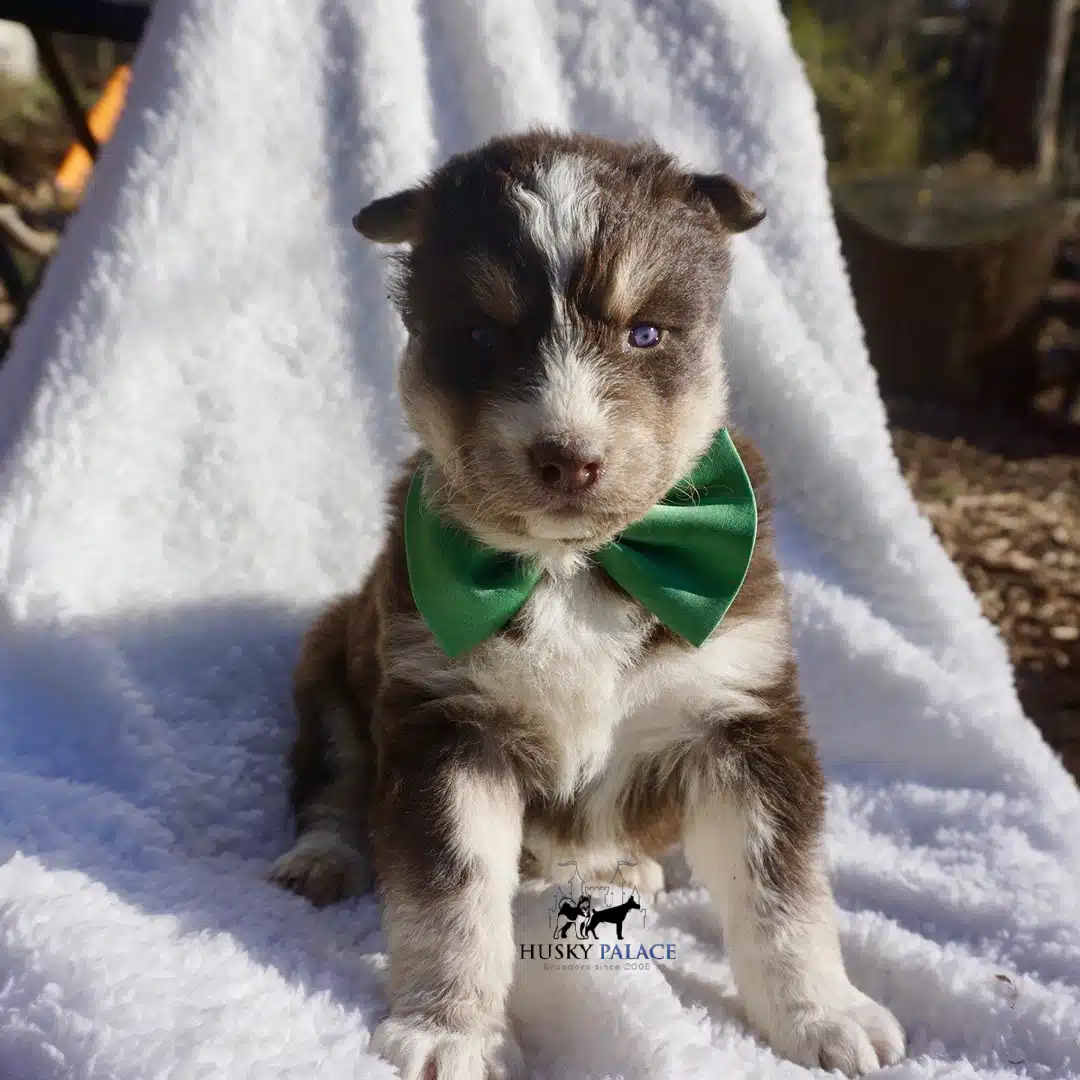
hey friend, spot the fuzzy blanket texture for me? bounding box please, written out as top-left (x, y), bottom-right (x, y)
top-left (0, 1), bottom-right (1078, 1077)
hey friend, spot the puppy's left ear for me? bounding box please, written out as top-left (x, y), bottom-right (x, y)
top-left (690, 174), bottom-right (766, 233)
top-left (352, 186), bottom-right (426, 244)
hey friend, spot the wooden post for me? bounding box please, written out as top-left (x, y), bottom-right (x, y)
top-left (986, 0), bottom-right (1078, 178)
top-left (1037, 0), bottom-right (1079, 183)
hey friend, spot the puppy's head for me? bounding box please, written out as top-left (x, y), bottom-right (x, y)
top-left (355, 131), bottom-right (764, 557)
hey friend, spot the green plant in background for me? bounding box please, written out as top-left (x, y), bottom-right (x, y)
top-left (0, 74), bottom-right (65, 177)
top-left (788, 0), bottom-right (933, 174)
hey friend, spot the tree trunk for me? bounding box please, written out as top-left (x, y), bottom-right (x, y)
top-left (986, 0), bottom-right (1077, 176)
top-left (832, 173), bottom-right (1062, 410)
top-left (1037, 0), bottom-right (1078, 181)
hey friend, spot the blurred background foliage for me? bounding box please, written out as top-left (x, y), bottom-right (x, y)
top-left (781, 0), bottom-right (1078, 184)
top-left (0, 36), bottom-right (128, 184)
top-left (786, 0), bottom-right (931, 173)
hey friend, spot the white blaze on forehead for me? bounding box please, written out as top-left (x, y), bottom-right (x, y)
top-left (511, 153), bottom-right (600, 290)
top-left (509, 153), bottom-right (608, 447)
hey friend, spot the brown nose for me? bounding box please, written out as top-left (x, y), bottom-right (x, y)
top-left (530, 440), bottom-right (602, 493)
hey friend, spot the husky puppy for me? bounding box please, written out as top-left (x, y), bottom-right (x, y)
top-left (270, 130), bottom-right (905, 1080)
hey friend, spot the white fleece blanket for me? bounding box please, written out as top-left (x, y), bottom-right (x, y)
top-left (0, 1), bottom-right (1078, 1077)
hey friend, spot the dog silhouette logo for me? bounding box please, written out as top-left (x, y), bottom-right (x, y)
top-left (581, 894), bottom-right (641, 940)
top-left (553, 892), bottom-right (592, 938)
top-left (546, 859), bottom-right (648, 940)
top-left (522, 859), bottom-right (674, 967)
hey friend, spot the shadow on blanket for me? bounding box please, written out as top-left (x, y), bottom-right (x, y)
top-left (0, 596), bottom-right (1075, 1070)
top-left (0, 598), bottom-right (393, 1024)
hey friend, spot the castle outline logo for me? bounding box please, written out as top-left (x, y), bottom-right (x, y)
top-left (518, 859), bottom-right (676, 971)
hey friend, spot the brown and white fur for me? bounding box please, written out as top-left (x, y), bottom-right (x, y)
top-left (269, 131), bottom-right (905, 1079)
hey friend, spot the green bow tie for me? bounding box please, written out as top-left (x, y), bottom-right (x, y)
top-left (404, 428), bottom-right (758, 658)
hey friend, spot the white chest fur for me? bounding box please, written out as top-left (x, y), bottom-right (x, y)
top-left (468, 566), bottom-right (791, 804)
top-left (471, 571), bottom-right (643, 797)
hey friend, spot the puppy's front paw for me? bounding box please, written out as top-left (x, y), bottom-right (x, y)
top-left (768, 993), bottom-right (905, 1077)
top-left (371, 1017), bottom-right (525, 1080)
top-left (841, 994), bottom-right (906, 1069)
top-left (268, 829), bottom-right (374, 907)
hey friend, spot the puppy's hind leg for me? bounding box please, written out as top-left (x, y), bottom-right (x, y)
top-left (269, 700), bottom-right (376, 907)
top-left (270, 594), bottom-right (377, 907)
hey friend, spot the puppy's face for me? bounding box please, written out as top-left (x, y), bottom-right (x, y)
top-left (355, 131), bottom-right (764, 556)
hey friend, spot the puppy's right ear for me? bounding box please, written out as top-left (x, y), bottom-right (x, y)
top-left (352, 186), bottom-right (426, 244)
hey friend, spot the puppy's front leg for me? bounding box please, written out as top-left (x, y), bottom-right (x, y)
top-left (371, 691), bottom-right (526, 1080)
top-left (683, 690), bottom-right (905, 1077)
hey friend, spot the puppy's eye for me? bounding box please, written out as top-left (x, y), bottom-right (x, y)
top-left (470, 325), bottom-right (498, 347)
top-left (628, 324), bottom-right (662, 348)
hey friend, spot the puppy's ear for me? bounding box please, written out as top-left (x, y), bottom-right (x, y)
top-left (352, 186), bottom-right (426, 244)
top-left (690, 174), bottom-right (766, 233)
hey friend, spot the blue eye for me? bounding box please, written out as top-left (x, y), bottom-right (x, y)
top-left (629, 324), bottom-right (661, 348)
